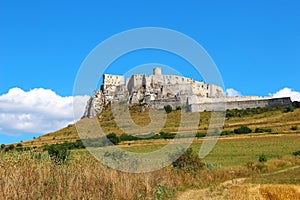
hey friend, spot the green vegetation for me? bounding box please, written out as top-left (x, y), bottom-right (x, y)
top-left (171, 148), bottom-right (204, 174)
top-left (107, 133), bottom-right (120, 145)
top-left (220, 130), bottom-right (235, 136)
top-left (259, 154), bottom-right (267, 162)
top-left (234, 126), bottom-right (252, 134)
top-left (292, 150), bottom-right (300, 156)
top-left (122, 134), bottom-right (300, 167)
top-left (196, 132), bottom-right (206, 137)
top-left (45, 143), bottom-right (70, 163)
top-left (255, 128), bottom-right (272, 133)
top-left (226, 106), bottom-right (276, 118)
top-left (164, 105), bottom-right (173, 113)
top-left (291, 125), bottom-right (298, 130)
top-left (284, 105), bottom-right (295, 113)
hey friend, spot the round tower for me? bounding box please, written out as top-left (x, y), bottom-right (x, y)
top-left (153, 67), bottom-right (162, 76)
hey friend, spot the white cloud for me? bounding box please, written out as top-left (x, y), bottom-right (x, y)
top-left (0, 88), bottom-right (89, 136)
top-left (226, 88), bottom-right (242, 97)
top-left (270, 87), bottom-right (300, 102)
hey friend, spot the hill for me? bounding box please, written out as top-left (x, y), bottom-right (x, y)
top-left (17, 105), bottom-right (300, 148)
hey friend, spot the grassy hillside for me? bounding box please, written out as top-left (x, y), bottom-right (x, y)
top-left (18, 105), bottom-right (300, 148)
top-left (3, 105), bottom-right (300, 199)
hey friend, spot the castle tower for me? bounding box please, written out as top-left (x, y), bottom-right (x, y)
top-left (153, 68), bottom-right (162, 76)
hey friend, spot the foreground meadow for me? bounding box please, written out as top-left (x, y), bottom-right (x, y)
top-left (1, 134), bottom-right (300, 199)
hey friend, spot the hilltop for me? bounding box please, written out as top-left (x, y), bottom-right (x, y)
top-left (18, 105), bottom-right (300, 148)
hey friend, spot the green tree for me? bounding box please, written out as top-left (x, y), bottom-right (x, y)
top-left (164, 105), bottom-right (173, 113)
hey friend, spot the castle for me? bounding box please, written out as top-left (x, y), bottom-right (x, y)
top-left (83, 68), bottom-right (294, 118)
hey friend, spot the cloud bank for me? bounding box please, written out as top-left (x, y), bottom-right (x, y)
top-left (0, 88), bottom-right (89, 136)
top-left (226, 87), bottom-right (300, 102)
top-left (270, 87), bottom-right (300, 102)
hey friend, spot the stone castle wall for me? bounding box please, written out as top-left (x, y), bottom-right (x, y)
top-left (188, 97), bottom-right (293, 112)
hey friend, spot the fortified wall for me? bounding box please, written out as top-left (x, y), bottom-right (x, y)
top-left (82, 68), bottom-right (294, 118)
top-left (187, 97), bottom-right (293, 112)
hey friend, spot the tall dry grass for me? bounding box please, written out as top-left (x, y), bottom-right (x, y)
top-left (1, 150), bottom-right (300, 199)
top-left (0, 150), bottom-right (252, 200)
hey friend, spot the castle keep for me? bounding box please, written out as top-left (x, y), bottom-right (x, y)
top-left (83, 68), bottom-right (293, 118)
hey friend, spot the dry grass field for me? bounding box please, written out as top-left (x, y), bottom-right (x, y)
top-left (1, 149), bottom-right (300, 199)
top-left (1, 106), bottom-right (300, 199)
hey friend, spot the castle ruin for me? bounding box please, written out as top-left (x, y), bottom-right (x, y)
top-left (83, 68), bottom-right (294, 118)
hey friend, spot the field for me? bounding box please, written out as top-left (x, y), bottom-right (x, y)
top-left (1, 106), bottom-right (300, 199)
top-left (122, 134), bottom-right (300, 167)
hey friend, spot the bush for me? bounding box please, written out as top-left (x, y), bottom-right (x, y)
top-left (46, 144), bottom-right (70, 163)
top-left (221, 130), bottom-right (234, 136)
top-left (176, 106), bottom-right (181, 110)
top-left (234, 126), bottom-right (252, 134)
top-left (196, 132), bottom-right (206, 138)
top-left (255, 128), bottom-right (272, 133)
top-left (171, 148), bottom-right (204, 173)
top-left (292, 150), bottom-right (300, 156)
top-left (284, 106), bottom-right (294, 113)
top-left (259, 154), bottom-right (267, 162)
top-left (291, 126), bottom-right (298, 131)
top-left (159, 131), bottom-right (176, 139)
top-left (4, 144), bottom-right (15, 152)
top-left (107, 133), bottom-right (120, 145)
top-left (164, 105), bottom-right (173, 113)
top-left (0, 144), bottom-right (5, 149)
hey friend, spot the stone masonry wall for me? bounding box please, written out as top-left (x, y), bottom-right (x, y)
top-left (188, 97), bottom-right (293, 112)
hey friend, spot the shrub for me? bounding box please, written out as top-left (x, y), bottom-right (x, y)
top-left (0, 144), bottom-right (5, 149)
top-left (176, 106), bottom-right (181, 110)
top-left (221, 130), bottom-right (234, 136)
top-left (120, 133), bottom-right (137, 141)
top-left (291, 126), bottom-right (298, 131)
top-left (4, 144), bottom-right (15, 152)
top-left (259, 154), bottom-right (267, 162)
top-left (234, 126), bottom-right (252, 134)
top-left (164, 105), bottom-right (172, 113)
top-left (196, 132), bottom-right (206, 138)
top-left (159, 131), bottom-right (175, 139)
top-left (284, 106), bottom-right (294, 113)
top-left (171, 148), bottom-right (204, 173)
top-left (292, 150), bottom-right (300, 156)
top-left (46, 144), bottom-right (70, 163)
top-left (107, 133), bottom-right (120, 145)
top-left (255, 128), bottom-right (272, 133)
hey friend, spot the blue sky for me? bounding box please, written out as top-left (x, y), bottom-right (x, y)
top-left (0, 0), bottom-right (300, 144)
